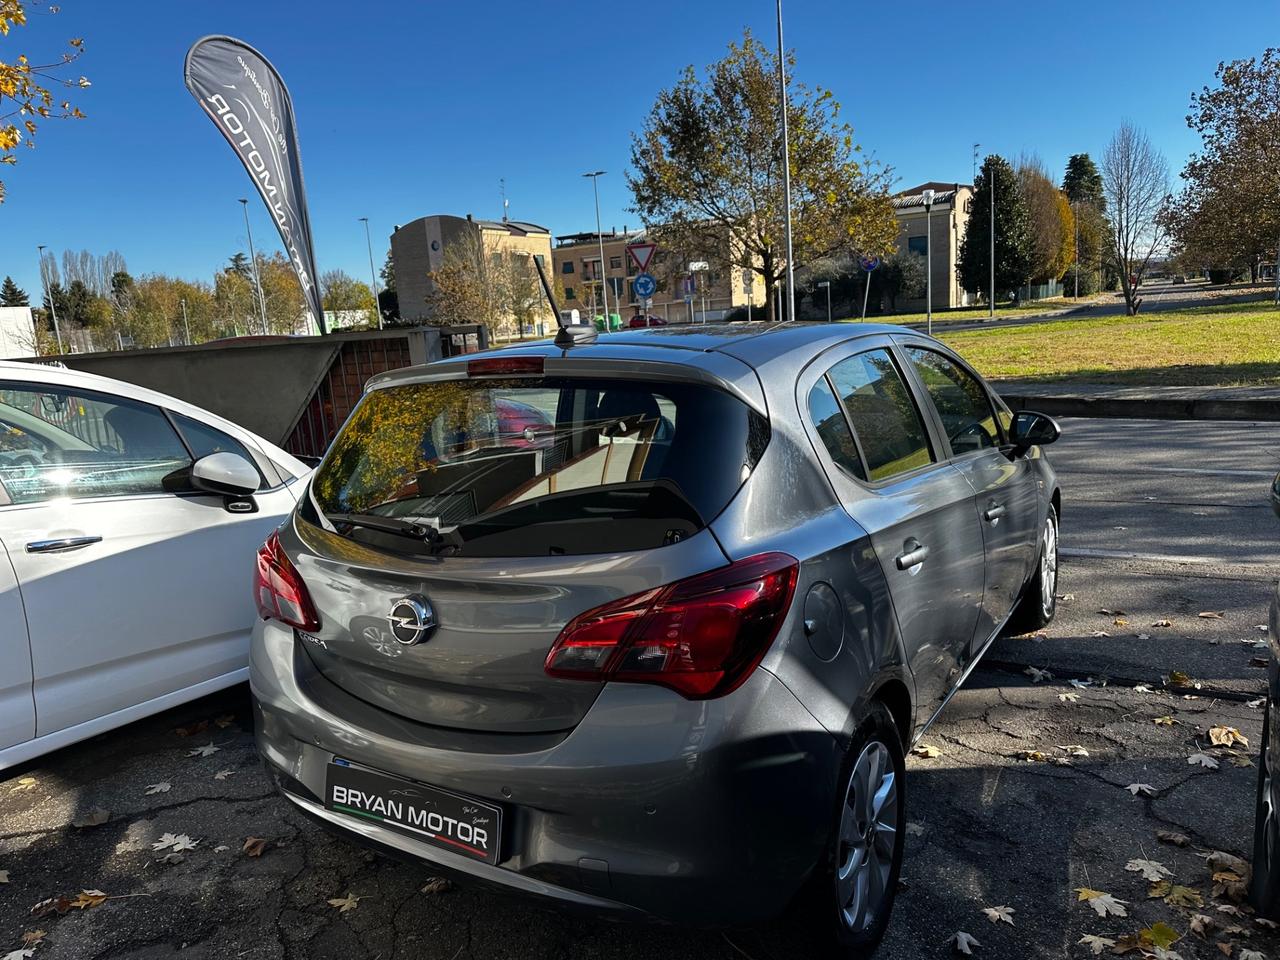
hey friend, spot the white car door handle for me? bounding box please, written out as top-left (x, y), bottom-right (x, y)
top-left (26, 536), bottom-right (103, 554)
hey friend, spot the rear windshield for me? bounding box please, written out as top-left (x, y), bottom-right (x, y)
top-left (308, 376), bottom-right (769, 558)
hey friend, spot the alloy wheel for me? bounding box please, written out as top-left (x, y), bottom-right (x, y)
top-left (1264, 733), bottom-right (1277, 885)
top-left (1040, 515), bottom-right (1059, 618)
top-left (836, 741), bottom-right (898, 933)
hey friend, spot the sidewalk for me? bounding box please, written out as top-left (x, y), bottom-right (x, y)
top-left (996, 380), bottom-right (1280, 421)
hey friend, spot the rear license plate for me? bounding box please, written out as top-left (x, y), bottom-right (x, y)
top-left (325, 760), bottom-right (502, 865)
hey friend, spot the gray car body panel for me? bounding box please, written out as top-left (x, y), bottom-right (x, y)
top-left (251, 321), bottom-right (1059, 926)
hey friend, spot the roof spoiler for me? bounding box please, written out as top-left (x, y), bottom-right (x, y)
top-left (529, 251), bottom-right (597, 347)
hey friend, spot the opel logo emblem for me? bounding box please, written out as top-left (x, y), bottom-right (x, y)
top-left (387, 595), bottom-right (436, 645)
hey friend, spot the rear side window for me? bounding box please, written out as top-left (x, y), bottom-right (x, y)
top-left (807, 377), bottom-right (865, 481)
top-left (904, 347), bottom-right (1001, 454)
top-left (310, 377), bottom-right (769, 557)
top-left (827, 350), bottom-right (933, 483)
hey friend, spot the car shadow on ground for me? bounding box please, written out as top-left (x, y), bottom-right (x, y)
top-left (1, 680), bottom-right (1278, 960)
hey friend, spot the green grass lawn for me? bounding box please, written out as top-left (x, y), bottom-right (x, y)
top-left (935, 301), bottom-right (1280, 386)
top-left (836, 298), bottom-right (1081, 326)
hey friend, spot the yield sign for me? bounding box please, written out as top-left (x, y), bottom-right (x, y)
top-left (626, 242), bottom-right (657, 272)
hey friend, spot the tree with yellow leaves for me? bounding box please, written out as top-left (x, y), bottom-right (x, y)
top-left (1, 0), bottom-right (89, 203)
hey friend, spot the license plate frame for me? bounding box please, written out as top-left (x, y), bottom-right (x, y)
top-left (325, 759), bottom-right (502, 865)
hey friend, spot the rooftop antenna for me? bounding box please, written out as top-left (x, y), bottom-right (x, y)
top-left (500, 178), bottom-right (509, 222)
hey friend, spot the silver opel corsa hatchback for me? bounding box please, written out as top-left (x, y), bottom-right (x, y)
top-left (250, 321), bottom-right (1062, 956)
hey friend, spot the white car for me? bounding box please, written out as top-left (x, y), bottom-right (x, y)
top-left (0, 360), bottom-right (309, 770)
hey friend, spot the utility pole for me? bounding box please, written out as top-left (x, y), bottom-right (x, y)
top-left (359, 217), bottom-right (383, 329)
top-left (239, 199), bottom-right (270, 335)
top-left (35, 244), bottom-right (63, 354)
top-left (988, 162), bottom-right (996, 319)
top-left (923, 189), bottom-right (935, 336)
top-left (1072, 201), bottom-right (1080, 299)
top-left (583, 171), bottom-right (610, 325)
top-left (180, 297), bottom-right (191, 344)
top-left (776, 0), bottom-right (795, 325)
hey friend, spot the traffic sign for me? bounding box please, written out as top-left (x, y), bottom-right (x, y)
top-left (633, 272), bottom-right (657, 299)
top-left (626, 242), bottom-right (657, 272)
top-left (859, 255), bottom-right (881, 272)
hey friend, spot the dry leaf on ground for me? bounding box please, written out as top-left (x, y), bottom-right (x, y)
top-left (71, 808), bottom-right (110, 828)
top-left (1078, 935), bottom-right (1115, 955)
top-left (327, 892), bottom-right (365, 913)
top-left (1187, 752), bottom-right (1219, 769)
top-left (911, 743), bottom-right (940, 758)
top-left (421, 877), bottom-right (453, 895)
top-left (1164, 885), bottom-right (1203, 908)
top-left (1198, 611), bottom-right (1224, 619)
top-left (242, 837), bottom-right (269, 858)
top-left (981, 905), bottom-right (1014, 925)
top-left (1127, 783), bottom-right (1157, 797)
top-left (1076, 887), bottom-right (1128, 918)
top-left (1024, 666), bottom-right (1053, 683)
top-left (951, 931), bottom-right (980, 954)
top-left (1208, 726), bottom-right (1249, 748)
top-left (68, 889), bottom-right (108, 910)
top-left (1126, 858), bottom-right (1173, 882)
top-left (213, 769), bottom-right (235, 781)
top-left (1059, 692), bottom-right (1080, 703)
top-left (144, 782), bottom-right (170, 795)
top-left (186, 743), bottom-right (220, 758)
top-left (1156, 830), bottom-right (1190, 847)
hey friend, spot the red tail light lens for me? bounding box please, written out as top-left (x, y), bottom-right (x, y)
top-left (467, 356), bottom-right (545, 377)
top-left (545, 553), bottom-right (799, 699)
top-left (254, 530), bottom-right (321, 632)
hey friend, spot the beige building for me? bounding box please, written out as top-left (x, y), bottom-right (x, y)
top-left (390, 215), bottom-right (556, 331)
top-left (892, 182), bottom-right (975, 310)
top-left (551, 228), bottom-right (766, 324)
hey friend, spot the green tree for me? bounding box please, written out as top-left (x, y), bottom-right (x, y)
top-left (0, 1), bottom-right (89, 204)
top-left (1017, 158), bottom-right (1075, 284)
top-left (628, 29), bottom-right (897, 321)
top-left (873, 251), bottom-right (927, 312)
top-left (1062, 154), bottom-right (1105, 211)
top-left (227, 252), bottom-right (252, 279)
top-left (321, 268), bottom-right (377, 328)
top-left (959, 155), bottom-right (1033, 299)
top-left (0, 274), bottom-right (27, 305)
top-left (258, 252), bottom-right (306, 334)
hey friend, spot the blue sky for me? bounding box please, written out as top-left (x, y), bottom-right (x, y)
top-left (2, 1), bottom-right (1276, 300)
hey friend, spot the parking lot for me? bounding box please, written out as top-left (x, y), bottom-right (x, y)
top-left (2, 416), bottom-right (1278, 960)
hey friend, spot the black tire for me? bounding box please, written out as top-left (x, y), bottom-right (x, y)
top-left (1251, 697), bottom-right (1280, 919)
top-left (790, 702), bottom-right (907, 958)
top-left (1006, 504), bottom-right (1059, 636)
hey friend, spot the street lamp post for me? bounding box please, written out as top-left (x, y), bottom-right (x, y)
top-left (776, 0), bottom-right (795, 324)
top-left (988, 166), bottom-right (996, 319)
top-left (582, 171), bottom-right (609, 326)
top-left (239, 199), bottom-right (270, 335)
top-left (180, 297), bottom-right (191, 344)
top-left (35, 244), bottom-right (63, 354)
top-left (922, 189), bottom-right (935, 336)
top-left (358, 217), bottom-right (383, 329)
top-left (818, 280), bottom-right (831, 322)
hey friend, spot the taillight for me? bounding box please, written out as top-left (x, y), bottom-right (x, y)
top-left (254, 530), bottom-right (321, 632)
top-left (467, 356), bottom-right (545, 377)
top-left (545, 553), bottom-right (798, 699)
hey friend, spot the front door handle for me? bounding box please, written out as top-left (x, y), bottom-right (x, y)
top-left (26, 536), bottom-right (103, 554)
top-left (983, 502), bottom-right (1007, 522)
top-left (895, 538), bottom-right (929, 570)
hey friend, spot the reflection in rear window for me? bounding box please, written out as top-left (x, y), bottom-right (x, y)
top-left (309, 377), bottom-right (768, 557)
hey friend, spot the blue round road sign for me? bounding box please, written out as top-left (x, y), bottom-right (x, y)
top-left (633, 272), bottom-right (657, 298)
top-left (859, 255), bottom-right (880, 272)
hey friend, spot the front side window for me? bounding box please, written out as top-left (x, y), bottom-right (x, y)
top-left (904, 347), bottom-right (1001, 454)
top-left (172, 412), bottom-right (265, 483)
top-left (310, 377), bottom-right (769, 558)
top-left (827, 350), bottom-right (933, 482)
top-left (0, 383), bottom-right (190, 505)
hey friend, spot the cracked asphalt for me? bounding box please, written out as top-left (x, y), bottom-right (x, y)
top-left (2, 417), bottom-right (1279, 959)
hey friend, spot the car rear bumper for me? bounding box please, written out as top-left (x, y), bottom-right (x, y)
top-left (250, 619), bottom-right (841, 927)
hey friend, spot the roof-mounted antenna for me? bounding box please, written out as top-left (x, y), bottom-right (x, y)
top-left (527, 252), bottom-right (596, 347)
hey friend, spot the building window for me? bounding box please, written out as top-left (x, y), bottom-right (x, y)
top-left (534, 254), bottom-right (546, 269)
top-left (561, 261), bottom-right (574, 274)
top-left (908, 236), bottom-right (928, 256)
top-left (564, 287), bottom-right (575, 300)
top-left (609, 256), bottom-right (622, 270)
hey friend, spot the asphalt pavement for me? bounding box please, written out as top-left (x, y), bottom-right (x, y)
top-left (1, 417), bottom-right (1278, 960)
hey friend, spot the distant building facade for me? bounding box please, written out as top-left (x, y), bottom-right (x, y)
top-left (390, 215), bottom-right (555, 331)
top-left (551, 228), bottom-right (765, 323)
top-left (892, 182), bottom-right (975, 310)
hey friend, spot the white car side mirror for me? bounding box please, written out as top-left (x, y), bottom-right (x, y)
top-left (191, 452), bottom-right (260, 497)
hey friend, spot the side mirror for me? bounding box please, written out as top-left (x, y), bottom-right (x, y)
top-left (1271, 471), bottom-right (1280, 520)
top-left (191, 452), bottom-right (260, 497)
top-left (1011, 410), bottom-right (1061, 454)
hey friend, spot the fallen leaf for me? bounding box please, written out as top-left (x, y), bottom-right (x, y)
top-left (1165, 885), bottom-right (1203, 908)
top-left (911, 743), bottom-right (941, 758)
top-left (1024, 666), bottom-right (1053, 683)
top-left (214, 714), bottom-right (236, 728)
top-left (1018, 750), bottom-right (1051, 763)
top-left (1154, 716), bottom-right (1179, 726)
top-left (1198, 611), bottom-right (1224, 619)
top-left (1115, 618), bottom-right (1129, 626)
top-left (213, 845), bottom-right (229, 853)
top-left (186, 743), bottom-right (220, 758)
top-left (1076, 887), bottom-right (1128, 917)
top-left (1077, 935), bottom-right (1115, 956)
top-left (1127, 858), bottom-right (1173, 882)
top-left (1188, 913), bottom-right (1214, 936)
top-left (170, 835), bottom-right (199, 852)
top-left (29, 896), bottom-right (73, 918)
top-left (144, 782), bottom-right (171, 796)
top-left (327, 892), bottom-right (365, 913)
top-left (2, 948), bottom-right (36, 960)
top-left (1098, 608), bottom-right (1116, 615)
top-left (905, 822), bottom-right (925, 837)
top-left (71, 807), bottom-right (110, 828)
top-left (1169, 671), bottom-right (1194, 686)
top-left (69, 889), bottom-right (108, 910)
top-left (1156, 830), bottom-right (1190, 847)
top-left (19, 931), bottom-right (45, 946)
top-left (213, 769), bottom-right (235, 781)
top-left (1137, 634), bottom-right (1151, 641)
top-left (1216, 903), bottom-right (1246, 917)
top-left (1059, 744), bottom-right (1090, 757)
top-left (981, 905), bottom-right (1014, 925)
top-left (1127, 783), bottom-right (1157, 797)
top-left (242, 837), bottom-right (268, 858)
top-left (1133, 683), bottom-right (1153, 693)
top-left (1069, 678), bottom-right (1093, 689)
top-left (1152, 619), bottom-right (1174, 628)
top-left (1148, 879), bottom-right (1172, 898)
top-left (1059, 692), bottom-right (1080, 703)
top-left (1141, 921), bottom-right (1181, 950)
top-left (1230, 754), bottom-right (1255, 768)
top-left (1057, 593), bottom-right (1075, 601)
top-left (173, 720), bottom-right (209, 737)
top-left (1239, 951), bottom-right (1267, 960)
top-left (1209, 726), bottom-right (1249, 748)
top-left (420, 877), bottom-right (453, 895)
top-left (11, 777), bottom-right (37, 793)
top-left (1254, 917), bottom-right (1278, 930)
top-left (951, 931), bottom-right (980, 954)
top-left (1245, 698), bottom-right (1264, 708)
top-left (1188, 752), bottom-right (1220, 769)
top-left (1090, 630), bottom-right (1111, 638)
top-left (151, 832), bottom-right (180, 851)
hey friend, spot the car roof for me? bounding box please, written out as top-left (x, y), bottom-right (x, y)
top-left (594, 321), bottom-right (915, 365)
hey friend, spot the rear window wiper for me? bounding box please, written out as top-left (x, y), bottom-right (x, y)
top-left (325, 512), bottom-right (442, 544)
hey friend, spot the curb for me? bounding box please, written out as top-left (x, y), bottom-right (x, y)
top-left (999, 391), bottom-right (1280, 422)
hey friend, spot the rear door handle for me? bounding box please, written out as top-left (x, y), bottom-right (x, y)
top-left (895, 538), bottom-right (929, 570)
top-left (26, 536), bottom-right (102, 554)
top-left (983, 503), bottom-right (1007, 522)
